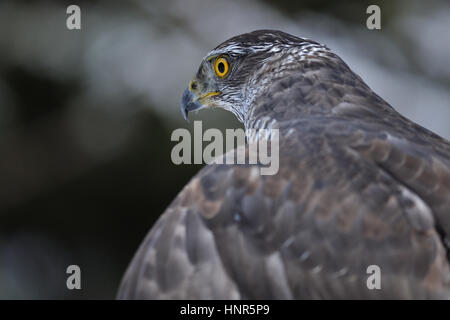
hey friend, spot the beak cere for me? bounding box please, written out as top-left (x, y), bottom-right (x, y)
top-left (181, 87), bottom-right (202, 121)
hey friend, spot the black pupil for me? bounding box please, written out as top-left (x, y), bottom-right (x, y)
top-left (218, 62), bottom-right (225, 73)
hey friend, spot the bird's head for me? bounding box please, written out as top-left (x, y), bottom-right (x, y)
top-left (181, 30), bottom-right (329, 124)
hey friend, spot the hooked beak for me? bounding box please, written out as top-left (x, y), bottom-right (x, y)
top-left (181, 86), bottom-right (221, 122)
top-left (181, 88), bottom-right (202, 122)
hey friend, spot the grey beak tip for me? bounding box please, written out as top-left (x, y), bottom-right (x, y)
top-left (181, 87), bottom-right (202, 123)
top-left (182, 108), bottom-right (190, 122)
top-left (181, 88), bottom-right (192, 122)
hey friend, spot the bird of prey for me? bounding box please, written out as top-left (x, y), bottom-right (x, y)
top-left (118, 30), bottom-right (450, 299)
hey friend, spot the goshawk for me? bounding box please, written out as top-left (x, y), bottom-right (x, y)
top-left (118, 30), bottom-right (450, 299)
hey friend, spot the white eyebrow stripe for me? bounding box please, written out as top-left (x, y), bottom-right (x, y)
top-left (207, 40), bottom-right (329, 60)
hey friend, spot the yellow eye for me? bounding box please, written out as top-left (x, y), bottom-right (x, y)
top-left (214, 57), bottom-right (229, 78)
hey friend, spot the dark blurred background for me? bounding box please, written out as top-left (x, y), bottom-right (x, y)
top-left (0, 0), bottom-right (449, 299)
